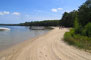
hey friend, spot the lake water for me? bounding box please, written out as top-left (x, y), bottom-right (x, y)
top-left (0, 26), bottom-right (49, 51)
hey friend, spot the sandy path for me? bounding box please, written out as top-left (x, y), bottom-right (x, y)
top-left (0, 28), bottom-right (91, 60)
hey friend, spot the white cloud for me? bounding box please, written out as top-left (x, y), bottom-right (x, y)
top-left (0, 12), bottom-right (3, 15)
top-left (12, 12), bottom-right (20, 15)
top-left (3, 11), bottom-right (10, 14)
top-left (51, 9), bottom-right (58, 12)
top-left (51, 8), bottom-right (63, 12)
top-left (0, 11), bottom-right (10, 15)
top-left (58, 8), bottom-right (63, 10)
top-left (0, 11), bottom-right (21, 16)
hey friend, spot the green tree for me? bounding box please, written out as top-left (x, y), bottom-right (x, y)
top-left (74, 15), bottom-right (82, 34)
top-left (82, 23), bottom-right (91, 37)
top-left (78, 0), bottom-right (91, 26)
top-left (60, 11), bottom-right (77, 27)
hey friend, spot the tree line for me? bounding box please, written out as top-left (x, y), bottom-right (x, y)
top-left (0, 20), bottom-right (60, 26)
top-left (19, 0), bottom-right (91, 27)
top-left (19, 20), bottom-right (60, 26)
top-left (60, 0), bottom-right (91, 27)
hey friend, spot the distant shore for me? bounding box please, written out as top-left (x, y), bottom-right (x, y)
top-left (0, 27), bottom-right (91, 60)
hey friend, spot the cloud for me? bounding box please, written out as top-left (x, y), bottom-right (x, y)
top-left (51, 8), bottom-right (63, 12)
top-left (12, 12), bottom-right (20, 15)
top-left (0, 11), bottom-right (10, 15)
top-left (51, 9), bottom-right (58, 12)
top-left (0, 12), bottom-right (3, 15)
top-left (58, 8), bottom-right (63, 10)
top-left (0, 11), bottom-right (21, 16)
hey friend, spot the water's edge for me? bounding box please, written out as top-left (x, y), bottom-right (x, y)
top-left (0, 26), bottom-right (50, 51)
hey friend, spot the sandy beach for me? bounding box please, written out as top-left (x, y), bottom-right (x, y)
top-left (0, 27), bottom-right (91, 60)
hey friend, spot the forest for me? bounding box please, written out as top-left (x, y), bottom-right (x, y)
top-left (19, 20), bottom-right (60, 26)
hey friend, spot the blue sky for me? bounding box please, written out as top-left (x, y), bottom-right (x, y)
top-left (0, 0), bottom-right (86, 24)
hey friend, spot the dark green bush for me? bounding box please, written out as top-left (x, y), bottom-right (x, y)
top-left (82, 23), bottom-right (91, 37)
top-left (64, 32), bottom-right (75, 45)
top-left (64, 28), bottom-right (91, 50)
top-left (74, 16), bottom-right (82, 34)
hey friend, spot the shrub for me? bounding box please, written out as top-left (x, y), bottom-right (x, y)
top-left (74, 16), bottom-right (82, 34)
top-left (70, 28), bottom-right (75, 36)
top-left (64, 32), bottom-right (75, 45)
top-left (82, 23), bottom-right (91, 37)
top-left (64, 28), bottom-right (91, 50)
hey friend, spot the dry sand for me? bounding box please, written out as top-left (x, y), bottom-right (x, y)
top-left (0, 28), bottom-right (91, 60)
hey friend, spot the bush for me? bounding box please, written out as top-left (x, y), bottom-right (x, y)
top-left (64, 28), bottom-right (91, 50)
top-left (74, 16), bottom-right (82, 34)
top-left (70, 28), bottom-right (75, 36)
top-left (82, 23), bottom-right (91, 37)
top-left (64, 32), bottom-right (75, 45)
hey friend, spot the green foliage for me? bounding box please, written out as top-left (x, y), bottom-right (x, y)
top-left (20, 20), bottom-right (60, 26)
top-left (64, 32), bottom-right (74, 45)
top-left (78, 0), bottom-right (91, 26)
top-left (64, 17), bottom-right (91, 50)
top-left (64, 29), bottom-right (91, 50)
top-left (63, 1), bottom-right (91, 49)
top-left (60, 11), bottom-right (77, 27)
top-left (74, 16), bottom-right (82, 34)
top-left (82, 23), bottom-right (91, 37)
top-left (60, 0), bottom-right (91, 50)
top-left (60, 0), bottom-right (91, 27)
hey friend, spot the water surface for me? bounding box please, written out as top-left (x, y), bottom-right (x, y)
top-left (0, 26), bottom-right (49, 51)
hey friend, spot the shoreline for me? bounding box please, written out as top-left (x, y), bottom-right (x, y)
top-left (0, 27), bottom-right (91, 60)
top-left (0, 27), bottom-right (50, 52)
top-left (0, 28), bottom-right (50, 57)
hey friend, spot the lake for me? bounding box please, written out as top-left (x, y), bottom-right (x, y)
top-left (0, 26), bottom-right (49, 51)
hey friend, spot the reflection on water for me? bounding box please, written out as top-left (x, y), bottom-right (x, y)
top-left (0, 26), bottom-right (49, 51)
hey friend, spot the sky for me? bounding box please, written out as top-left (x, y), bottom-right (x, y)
top-left (0, 0), bottom-right (86, 24)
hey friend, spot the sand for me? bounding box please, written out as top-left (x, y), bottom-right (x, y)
top-left (0, 27), bottom-right (91, 60)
